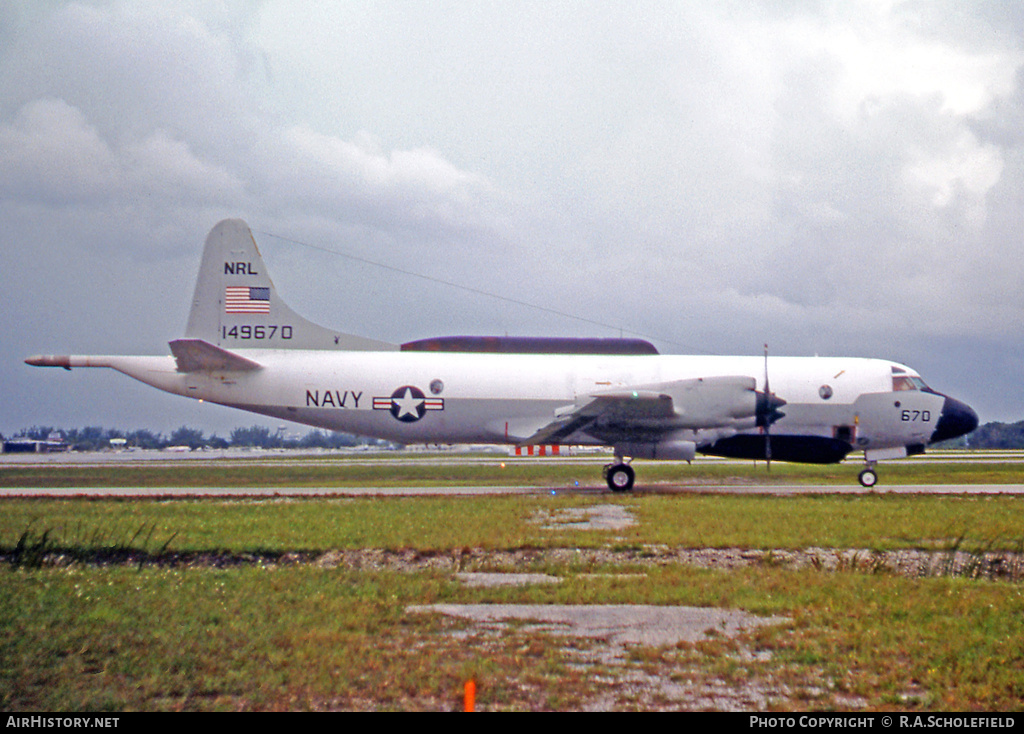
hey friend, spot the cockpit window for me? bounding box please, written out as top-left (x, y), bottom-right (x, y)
top-left (893, 376), bottom-right (929, 391)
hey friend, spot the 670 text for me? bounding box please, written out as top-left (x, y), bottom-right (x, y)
top-left (900, 409), bottom-right (932, 422)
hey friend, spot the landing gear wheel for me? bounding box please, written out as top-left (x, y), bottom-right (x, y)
top-left (858, 468), bottom-right (878, 488)
top-left (606, 463), bottom-right (635, 492)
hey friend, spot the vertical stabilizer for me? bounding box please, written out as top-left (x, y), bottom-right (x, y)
top-left (184, 219), bottom-right (396, 351)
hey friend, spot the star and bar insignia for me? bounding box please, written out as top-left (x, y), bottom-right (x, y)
top-left (373, 386), bottom-right (444, 422)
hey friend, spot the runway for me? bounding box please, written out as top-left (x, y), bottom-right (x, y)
top-left (3, 448), bottom-right (1024, 466)
top-left (4, 483), bottom-right (1024, 497)
top-left (3, 448), bottom-right (1022, 497)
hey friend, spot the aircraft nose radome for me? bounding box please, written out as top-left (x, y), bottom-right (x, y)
top-left (931, 396), bottom-right (979, 443)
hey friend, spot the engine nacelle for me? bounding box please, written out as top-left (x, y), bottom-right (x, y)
top-left (617, 440), bottom-right (696, 462)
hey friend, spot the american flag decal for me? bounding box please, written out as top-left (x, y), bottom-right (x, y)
top-left (225, 286), bottom-right (271, 314)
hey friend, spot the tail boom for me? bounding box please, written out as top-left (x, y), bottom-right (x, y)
top-left (25, 355), bottom-right (186, 395)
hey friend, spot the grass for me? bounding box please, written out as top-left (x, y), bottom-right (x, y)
top-left (2, 454), bottom-right (1024, 710)
top-left (2, 494), bottom-right (1024, 553)
top-left (3, 563), bottom-right (1024, 710)
top-left (8, 521), bottom-right (178, 569)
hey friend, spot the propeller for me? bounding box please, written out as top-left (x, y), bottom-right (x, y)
top-left (756, 344), bottom-right (786, 470)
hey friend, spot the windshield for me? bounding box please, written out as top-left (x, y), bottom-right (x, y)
top-left (893, 375), bottom-right (929, 391)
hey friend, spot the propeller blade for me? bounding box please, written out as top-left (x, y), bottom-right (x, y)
top-left (764, 344), bottom-right (771, 471)
top-left (754, 345), bottom-right (786, 469)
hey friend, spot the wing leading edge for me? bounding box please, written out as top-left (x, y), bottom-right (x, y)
top-left (522, 375), bottom-right (778, 446)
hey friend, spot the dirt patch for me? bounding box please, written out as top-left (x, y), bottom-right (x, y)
top-left (531, 504), bottom-right (637, 531)
top-left (455, 572), bottom-right (561, 587)
top-left (408, 603), bottom-right (787, 646)
top-left (304, 545), bottom-right (1024, 581)
top-left (408, 603), bottom-right (795, 710)
top-left (7, 544), bottom-right (1024, 580)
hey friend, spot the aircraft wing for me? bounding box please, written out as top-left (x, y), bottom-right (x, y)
top-left (168, 339), bottom-right (263, 373)
top-left (521, 375), bottom-right (761, 445)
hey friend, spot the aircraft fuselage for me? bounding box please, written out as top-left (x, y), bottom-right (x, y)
top-left (81, 350), bottom-right (959, 461)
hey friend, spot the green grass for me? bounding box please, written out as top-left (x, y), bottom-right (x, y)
top-left (2, 494), bottom-right (1023, 553)
top-left (3, 563), bottom-right (1023, 710)
top-left (2, 456), bottom-right (1024, 710)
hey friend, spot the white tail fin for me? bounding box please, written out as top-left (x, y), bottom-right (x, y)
top-left (184, 219), bottom-right (396, 351)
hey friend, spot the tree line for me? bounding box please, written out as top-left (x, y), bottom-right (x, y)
top-left (5, 420), bottom-right (1024, 451)
top-left (961, 420), bottom-right (1024, 450)
top-left (3, 425), bottom-right (397, 451)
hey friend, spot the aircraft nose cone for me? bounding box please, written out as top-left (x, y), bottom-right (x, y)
top-left (931, 396), bottom-right (979, 443)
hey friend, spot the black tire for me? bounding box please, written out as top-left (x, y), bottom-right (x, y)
top-left (858, 468), bottom-right (878, 488)
top-left (606, 464), bottom-right (635, 492)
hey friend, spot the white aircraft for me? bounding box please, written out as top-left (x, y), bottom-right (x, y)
top-left (27, 219), bottom-right (978, 490)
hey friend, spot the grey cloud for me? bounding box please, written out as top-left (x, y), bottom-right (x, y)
top-left (0, 98), bottom-right (246, 210)
top-left (0, 98), bottom-right (119, 205)
top-left (2, 1), bottom-right (1023, 433)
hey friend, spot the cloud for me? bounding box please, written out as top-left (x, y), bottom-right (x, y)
top-left (0, 3), bottom-right (253, 145)
top-left (125, 131), bottom-right (245, 205)
top-left (0, 98), bottom-right (245, 210)
top-left (2, 0), bottom-right (1024, 431)
top-left (269, 126), bottom-right (499, 235)
top-left (0, 98), bottom-right (119, 204)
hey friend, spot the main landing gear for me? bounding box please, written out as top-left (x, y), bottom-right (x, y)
top-left (601, 456), bottom-right (883, 491)
top-left (603, 462), bottom-right (635, 492)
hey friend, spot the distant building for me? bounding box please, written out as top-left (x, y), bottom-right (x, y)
top-left (2, 433), bottom-right (68, 453)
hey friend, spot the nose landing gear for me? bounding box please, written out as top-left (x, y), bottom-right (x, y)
top-left (858, 463), bottom-right (878, 488)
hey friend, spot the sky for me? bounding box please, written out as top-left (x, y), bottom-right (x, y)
top-left (2, 0), bottom-right (1023, 437)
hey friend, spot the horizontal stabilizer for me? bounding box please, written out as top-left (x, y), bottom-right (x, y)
top-left (169, 339), bottom-right (263, 373)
